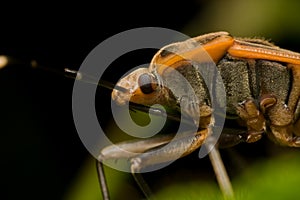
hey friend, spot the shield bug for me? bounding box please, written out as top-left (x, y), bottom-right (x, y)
top-left (97, 31), bottom-right (300, 200)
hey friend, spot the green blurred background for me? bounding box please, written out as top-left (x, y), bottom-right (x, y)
top-left (1, 0), bottom-right (300, 199)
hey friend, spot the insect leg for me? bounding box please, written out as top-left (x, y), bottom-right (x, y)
top-left (287, 65), bottom-right (300, 113)
top-left (130, 164), bottom-right (153, 200)
top-left (217, 128), bottom-right (248, 148)
top-left (205, 137), bottom-right (234, 199)
top-left (294, 118), bottom-right (300, 136)
top-left (96, 160), bottom-right (110, 200)
top-left (96, 134), bottom-right (174, 199)
top-left (236, 98), bottom-right (266, 143)
top-left (235, 65), bottom-right (300, 147)
top-left (130, 129), bottom-right (207, 199)
top-left (260, 94), bottom-right (300, 146)
top-left (287, 65), bottom-right (300, 145)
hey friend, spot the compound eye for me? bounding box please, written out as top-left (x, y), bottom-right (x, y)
top-left (138, 73), bottom-right (157, 94)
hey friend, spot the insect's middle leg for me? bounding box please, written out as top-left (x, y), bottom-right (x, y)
top-left (236, 98), bottom-right (266, 143)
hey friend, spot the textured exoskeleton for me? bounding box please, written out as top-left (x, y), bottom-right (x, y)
top-left (98, 32), bottom-right (300, 200)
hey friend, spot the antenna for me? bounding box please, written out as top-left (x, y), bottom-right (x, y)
top-left (0, 54), bottom-right (186, 124)
top-left (0, 54), bottom-right (128, 93)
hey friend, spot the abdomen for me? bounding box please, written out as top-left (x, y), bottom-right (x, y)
top-left (217, 54), bottom-right (291, 116)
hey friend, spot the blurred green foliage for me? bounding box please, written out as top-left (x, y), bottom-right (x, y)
top-left (64, 150), bottom-right (300, 200)
top-left (233, 153), bottom-right (300, 200)
top-left (183, 0), bottom-right (300, 43)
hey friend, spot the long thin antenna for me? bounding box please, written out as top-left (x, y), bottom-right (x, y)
top-left (64, 68), bottom-right (128, 93)
top-left (0, 54), bottom-right (128, 93)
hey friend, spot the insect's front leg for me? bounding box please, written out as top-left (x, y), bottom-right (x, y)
top-left (130, 128), bottom-right (234, 199)
top-left (97, 129), bottom-right (209, 199)
top-left (97, 134), bottom-right (174, 200)
top-left (130, 129), bottom-right (208, 199)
